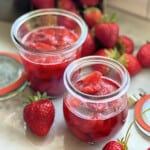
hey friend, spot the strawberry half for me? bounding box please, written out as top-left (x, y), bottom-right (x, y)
top-left (23, 92), bottom-right (55, 136)
top-left (95, 13), bottom-right (119, 48)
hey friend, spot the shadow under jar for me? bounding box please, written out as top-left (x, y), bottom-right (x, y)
top-left (63, 56), bottom-right (130, 143)
top-left (11, 8), bottom-right (88, 97)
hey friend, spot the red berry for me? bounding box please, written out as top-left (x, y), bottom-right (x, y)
top-left (119, 53), bottom-right (142, 76)
top-left (102, 141), bottom-right (123, 150)
top-left (83, 7), bottom-right (102, 28)
top-left (23, 92), bottom-right (55, 136)
top-left (81, 31), bottom-right (96, 57)
top-left (117, 35), bottom-right (134, 54)
top-left (95, 14), bottom-right (119, 48)
top-left (137, 43), bottom-right (150, 67)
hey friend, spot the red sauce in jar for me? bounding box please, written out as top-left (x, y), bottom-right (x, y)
top-left (63, 71), bottom-right (128, 143)
top-left (21, 26), bottom-right (80, 96)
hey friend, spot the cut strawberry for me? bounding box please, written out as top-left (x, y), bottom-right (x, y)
top-left (75, 71), bottom-right (102, 94)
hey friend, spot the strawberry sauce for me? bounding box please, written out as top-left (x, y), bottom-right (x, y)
top-left (21, 26), bottom-right (80, 96)
top-left (63, 71), bottom-right (128, 143)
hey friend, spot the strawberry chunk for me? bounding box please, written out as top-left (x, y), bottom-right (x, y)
top-left (29, 42), bottom-right (56, 51)
top-left (75, 71), bottom-right (102, 94)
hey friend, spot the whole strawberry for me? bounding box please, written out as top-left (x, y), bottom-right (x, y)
top-left (137, 43), bottom-right (150, 67)
top-left (83, 7), bottom-right (102, 28)
top-left (23, 92), bottom-right (55, 136)
top-left (95, 14), bottom-right (119, 48)
top-left (117, 35), bottom-right (134, 54)
top-left (102, 141), bottom-right (124, 150)
top-left (81, 31), bottom-right (96, 57)
top-left (119, 53), bottom-right (142, 76)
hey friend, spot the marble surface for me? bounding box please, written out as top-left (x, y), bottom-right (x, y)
top-left (0, 9), bottom-right (150, 149)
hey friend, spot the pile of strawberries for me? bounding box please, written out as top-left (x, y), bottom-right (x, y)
top-left (31, 0), bottom-right (150, 77)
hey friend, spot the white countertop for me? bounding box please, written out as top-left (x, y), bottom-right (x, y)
top-left (0, 13), bottom-right (150, 150)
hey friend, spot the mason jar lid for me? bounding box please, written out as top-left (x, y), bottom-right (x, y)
top-left (0, 52), bottom-right (26, 100)
top-left (134, 94), bottom-right (150, 136)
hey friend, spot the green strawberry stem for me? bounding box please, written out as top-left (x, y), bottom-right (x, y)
top-left (101, 13), bottom-right (117, 23)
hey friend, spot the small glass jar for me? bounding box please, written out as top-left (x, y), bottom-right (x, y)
top-left (63, 56), bottom-right (130, 143)
top-left (11, 8), bottom-right (88, 97)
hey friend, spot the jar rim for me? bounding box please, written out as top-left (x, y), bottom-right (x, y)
top-left (11, 8), bottom-right (88, 54)
top-left (64, 56), bottom-right (130, 103)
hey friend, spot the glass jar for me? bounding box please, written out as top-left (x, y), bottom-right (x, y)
top-left (63, 56), bottom-right (130, 143)
top-left (11, 8), bottom-right (88, 97)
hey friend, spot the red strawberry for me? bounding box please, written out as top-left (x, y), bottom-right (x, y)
top-left (117, 35), bottom-right (134, 54)
top-left (31, 0), bottom-right (55, 8)
top-left (58, 0), bottom-right (76, 10)
top-left (137, 43), bottom-right (150, 67)
top-left (95, 48), bottom-right (120, 59)
top-left (118, 53), bottom-right (142, 76)
top-left (103, 141), bottom-right (124, 150)
top-left (23, 92), bottom-right (55, 136)
top-left (79, 0), bottom-right (99, 6)
top-left (83, 7), bottom-right (102, 28)
top-left (81, 31), bottom-right (96, 57)
top-left (95, 14), bottom-right (119, 48)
